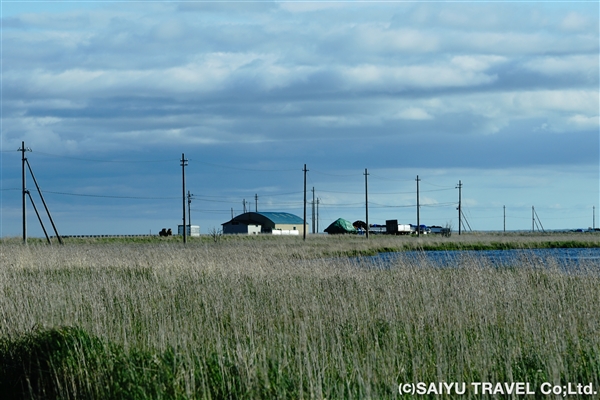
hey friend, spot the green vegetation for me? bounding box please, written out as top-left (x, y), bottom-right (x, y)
top-left (0, 234), bottom-right (599, 398)
top-left (4, 230), bottom-right (599, 255)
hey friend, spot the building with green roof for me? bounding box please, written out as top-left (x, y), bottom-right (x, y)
top-left (222, 212), bottom-right (307, 235)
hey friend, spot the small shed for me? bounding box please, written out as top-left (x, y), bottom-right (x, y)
top-left (178, 225), bottom-right (200, 237)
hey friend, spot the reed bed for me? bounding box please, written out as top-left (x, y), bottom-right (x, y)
top-left (0, 235), bottom-right (599, 399)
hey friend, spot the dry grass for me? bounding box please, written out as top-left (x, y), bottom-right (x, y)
top-left (0, 234), bottom-right (599, 398)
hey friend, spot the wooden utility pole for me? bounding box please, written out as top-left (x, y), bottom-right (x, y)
top-left (303, 164), bottom-right (308, 240)
top-left (416, 175), bottom-right (421, 237)
top-left (25, 190), bottom-right (51, 244)
top-left (26, 159), bottom-right (62, 244)
top-left (17, 142), bottom-right (62, 245)
top-left (316, 198), bottom-right (320, 233)
top-left (255, 193), bottom-right (258, 212)
top-left (187, 191), bottom-right (193, 230)
top-left (19, 141), bottom-right (31, 244)
top-left (312, 187), bottom-right (315, 234)
top-left (532, 206), bottom-right (545, 233)
top-left (364, 168), bottom-right (369, 239)
top-left (181, 153), bottom-right (188, 243)
top-left (457, 180), bottom-right (462, 235)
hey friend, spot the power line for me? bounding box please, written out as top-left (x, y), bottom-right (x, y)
top-left (4, 150), bottom-right (297, 171)
top-left (369, 174), bottom-right (414, 182)
top-left (30, 151), bottom-right (175, 163)
top-left (422, 181), bottom-right (455, 189)
top-left (188, 159), bottom-right (297, 172)
top-left (316, 187), bottom-right (453, 195)
top-left (31, 189), bottom-right (302, 203)
top-left (40, 190), bottom-right (179, 200)
top-left (422, 188), bottom-right (455, 193)
top-left (369, 202), bottom-right (415, 208)
top-left (311, 169), bottom-right (358, 177)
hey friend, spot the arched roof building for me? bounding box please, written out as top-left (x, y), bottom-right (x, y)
top-left (222, 212), bottom-right (307, 235)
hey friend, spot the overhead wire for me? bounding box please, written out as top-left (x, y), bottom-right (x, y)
top-left (31, 151), bottom-right (176, 163)
top-left (369, 173), bottom-right (414, 182)
top-left (4, 150), bottom-right (299, 172)
top-left (5, 145), bottom-right (594, 234)
top-left (421, 180), bottom-right (455, 189)
top-left (188, 158), bottom-right (298, 172)
top-left (311, 169), bottom-right (360, 177)
top-left (40, 190), bottom-right (179, 200)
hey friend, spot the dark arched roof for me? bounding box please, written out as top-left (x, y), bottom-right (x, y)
top-left (223, 212), bottom-right (304, 226)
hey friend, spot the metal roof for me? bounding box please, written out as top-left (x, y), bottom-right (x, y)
top-left (224, 212), bottom-right (305, 226)
top-left (255, 212), bottom-right (304, 224)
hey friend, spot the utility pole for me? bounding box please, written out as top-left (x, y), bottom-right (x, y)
top-left (416, 175), bottom-right (421, 237)
top-left (187, 191), bottom-right (193, 230)
top-left (532, 206), bottom-right (545, 233)
top-left (243, 199), bottom-right (247, 214)
top-left (456, 180), bottom-right (462, 235)
top-left (231, 208), bottom-right (234, 220)
top-left (594, 206), bottom-right (596, 230)
top-left (316, 198), bottom-right (320, 233)
top-left (16, 142), bottom-right (62, 245)
top-left (26, 159), bottom-right (62, 244)
top-left (181, 153), bottom-right (188, 244)
top-left (503, 205), bottom-right (506, 233)
top-left (255, 193), bottom-right (258, 212)
top-left (303, 164), bottom-right (308, 241)
top-left (19, 141), bottom-right (31, 244)
top-left (365, 168), bottom-right (369, 239)
top-left (25, 190), bottom-right (51, 244)
top-left (311, 187), bottom-right (315, 234)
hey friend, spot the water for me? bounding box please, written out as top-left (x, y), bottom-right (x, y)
top-left (359, 248), bottom-right (600, 270)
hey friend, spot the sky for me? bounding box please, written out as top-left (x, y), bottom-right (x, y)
top-left (0, 0), bottom-right (598, 237)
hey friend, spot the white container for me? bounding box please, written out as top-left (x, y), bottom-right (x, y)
top-left (178, 225), bottom-right (200, 237)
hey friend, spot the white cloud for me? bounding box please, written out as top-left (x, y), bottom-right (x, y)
top-left (567, 114), bottom-right (599, 130)
top-left (395, 107), bottom-right (433, 121)
top-left (278, 2), bottom-right (345, 13)
top-left (341, 63), bottom-right (497, 91)
top-left (561, 12), bottom-right (590, 31)
top-left (10, 52), bottom-right (325, 98)
top-left (523, 55), bottom-right (598, 78)
top-left (507, 90), bottom-right (599, 118)
top-left (355, 26), bottom-right (439, 53)
top-left (445, 30), bottom-right (594, 55)
top-left (3, 30), bottom-right (92, 52)
top-left (153, 18), bottom-right (185, 40)
top-left (303, 115), bottom-right (368, 128)
top-left (450, 55), bottom-right (507, 71)
top-left (261, 103), bottom-right (301, 114)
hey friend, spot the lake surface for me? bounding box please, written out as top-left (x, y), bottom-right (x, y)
top-left (359, 248), bottom-right (600, 270)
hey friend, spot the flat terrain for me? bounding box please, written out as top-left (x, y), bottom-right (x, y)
top-left (1, 233), bottom-right (599, 399)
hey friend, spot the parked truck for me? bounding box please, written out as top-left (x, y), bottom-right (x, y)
top-left (386, 220), bottom-right (413, 235)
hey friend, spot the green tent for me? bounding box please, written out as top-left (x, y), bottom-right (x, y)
top-left (324, 218), bottom-right (357, 234)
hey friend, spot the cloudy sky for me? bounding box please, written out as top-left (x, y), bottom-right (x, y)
top-left (1, 1), bottom-right (598, 237)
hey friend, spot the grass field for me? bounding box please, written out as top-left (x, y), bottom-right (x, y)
top-left (1, 233), bottom-right (599, 399)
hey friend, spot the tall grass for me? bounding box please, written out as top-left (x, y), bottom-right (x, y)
top-left (0, 236), bottom-right (599, 399)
